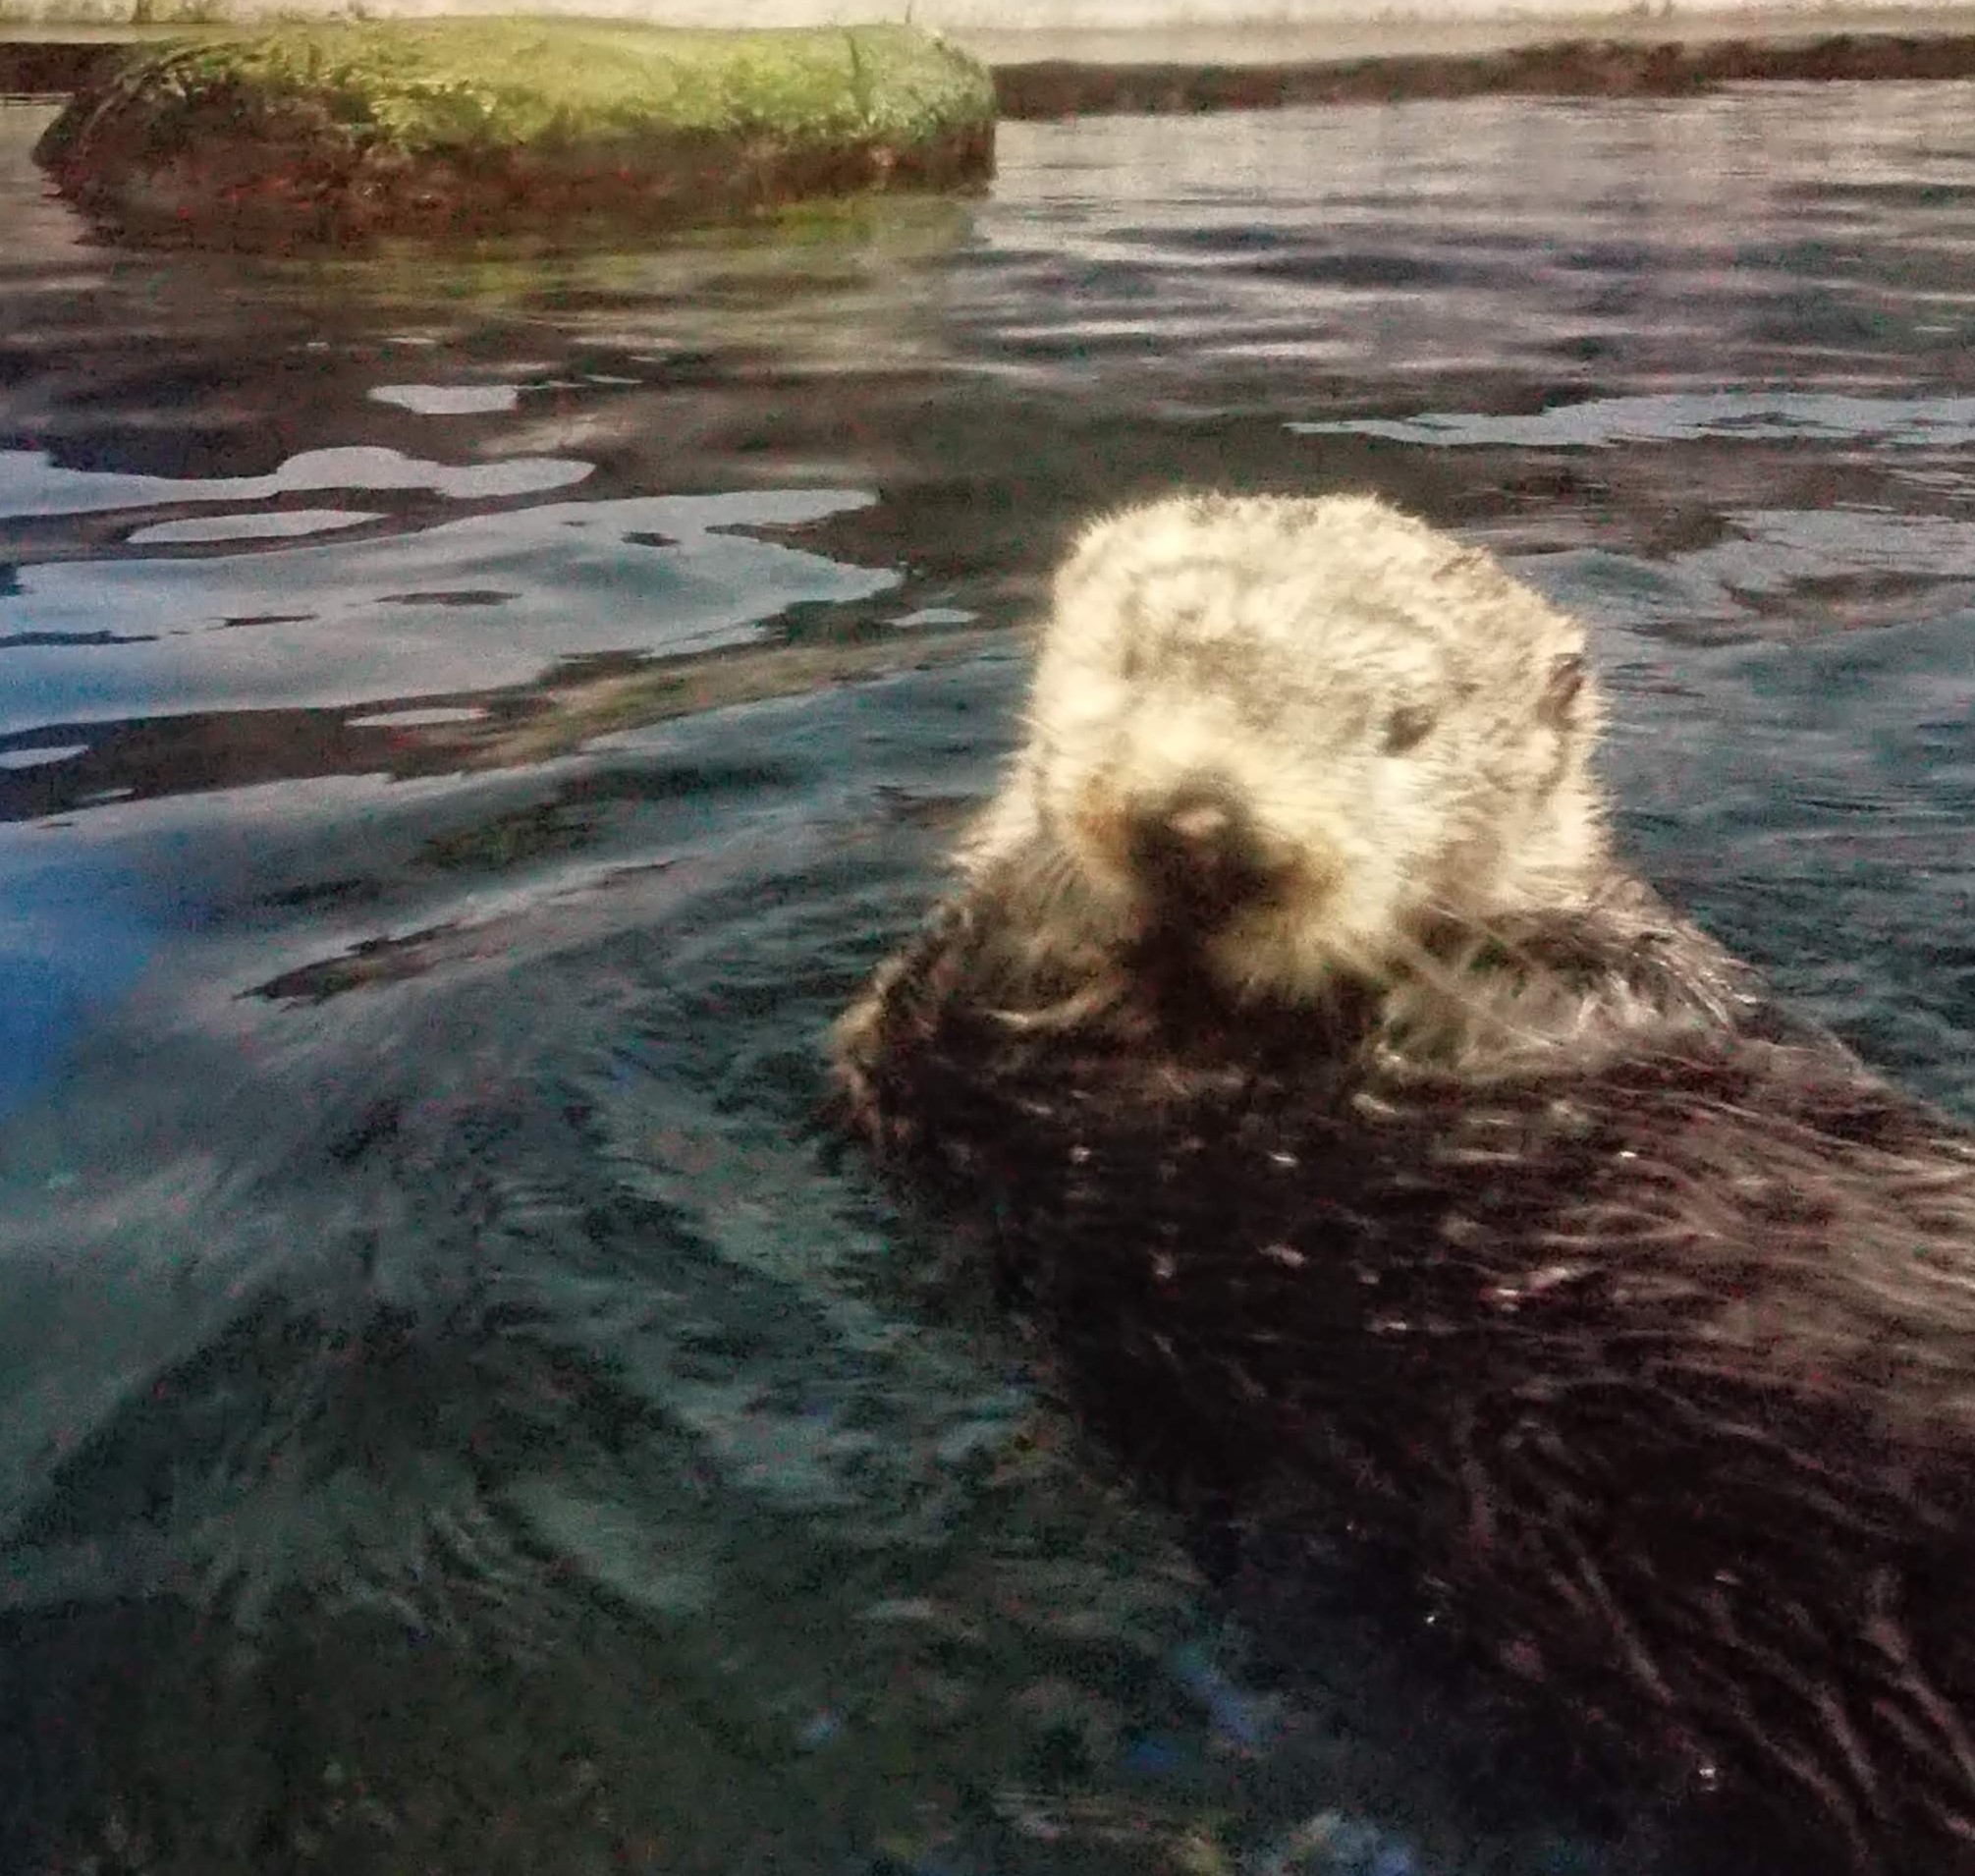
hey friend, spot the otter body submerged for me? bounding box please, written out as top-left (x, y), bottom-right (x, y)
top-left (830, 494), bottom-right (1975, 1874)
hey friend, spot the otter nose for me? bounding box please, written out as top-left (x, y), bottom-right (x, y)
top-left (1163, 792), bottom-right (1236, 852)
top-left (1126, 778), bottom-right (1275, 923)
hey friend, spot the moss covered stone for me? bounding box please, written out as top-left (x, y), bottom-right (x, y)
top-left (34, 19), bottom-right (996, 248)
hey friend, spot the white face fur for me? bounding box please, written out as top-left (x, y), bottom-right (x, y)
top-left (965, 492), bottom-right (1612, 1001)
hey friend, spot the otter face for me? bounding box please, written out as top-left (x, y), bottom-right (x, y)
top-left (971, 493), bottom-right (1611, 1003)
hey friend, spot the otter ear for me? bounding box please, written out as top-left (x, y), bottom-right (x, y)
top-left (1539, 654), bottom-right (1585, 727)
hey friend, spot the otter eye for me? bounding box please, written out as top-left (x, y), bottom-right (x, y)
top-left (1382, 704), bottom-right (1436, 754)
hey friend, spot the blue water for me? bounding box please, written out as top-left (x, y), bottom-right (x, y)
top-left (0, 79), bottom-right (1972, 1875)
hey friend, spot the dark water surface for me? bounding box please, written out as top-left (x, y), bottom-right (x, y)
top-left (1, 81), bottom-right (1972, 1876)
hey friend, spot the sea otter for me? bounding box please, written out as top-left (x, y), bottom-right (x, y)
top-left (830, 493), bottom-right (1975, 1875)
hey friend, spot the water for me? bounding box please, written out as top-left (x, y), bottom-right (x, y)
top-left (0, 78), bottom-right (1972, 1876)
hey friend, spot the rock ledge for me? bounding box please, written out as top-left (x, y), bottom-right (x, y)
top-left (34, 19), bottom-right (997, 248)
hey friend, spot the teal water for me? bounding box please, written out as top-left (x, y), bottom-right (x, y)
top-left (0, 80), bottom-right (1972, 1875)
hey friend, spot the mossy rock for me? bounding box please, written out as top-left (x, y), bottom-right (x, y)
top-left (34, 19), bottom-right (997, 248)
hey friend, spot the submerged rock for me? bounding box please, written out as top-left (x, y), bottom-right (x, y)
top-left (33, 19), bottom-right (996, 248)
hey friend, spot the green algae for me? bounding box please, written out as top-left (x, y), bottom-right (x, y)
top-left (137, 20), bottom-right (990, 149)
top-left (35, 20), bottom-right (996, 247)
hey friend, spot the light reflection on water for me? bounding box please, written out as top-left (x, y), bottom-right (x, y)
top-left (0, 80), bottom-right (1971, 1876)
top-left (0, 485), bottom-right (896, 730)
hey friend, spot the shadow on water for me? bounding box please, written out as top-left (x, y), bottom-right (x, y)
top-left (0, 79), bottom-right (1972, 1875)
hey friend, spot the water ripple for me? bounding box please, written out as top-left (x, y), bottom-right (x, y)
top-left (1290, 389), bottom-right (1975, 449)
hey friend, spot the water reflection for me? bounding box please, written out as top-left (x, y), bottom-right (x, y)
top-left (0, 486), bottom-right (896, 732)
top-left (0, 443), bottom-right (593, 519)
top-left (1292, 389), bottom-right (1975, 448)
top-left (0, 77), bottom-right (1971, 1876)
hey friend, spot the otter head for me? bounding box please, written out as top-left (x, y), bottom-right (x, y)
top-left (964, 491), bottom-right (1612, 1005)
